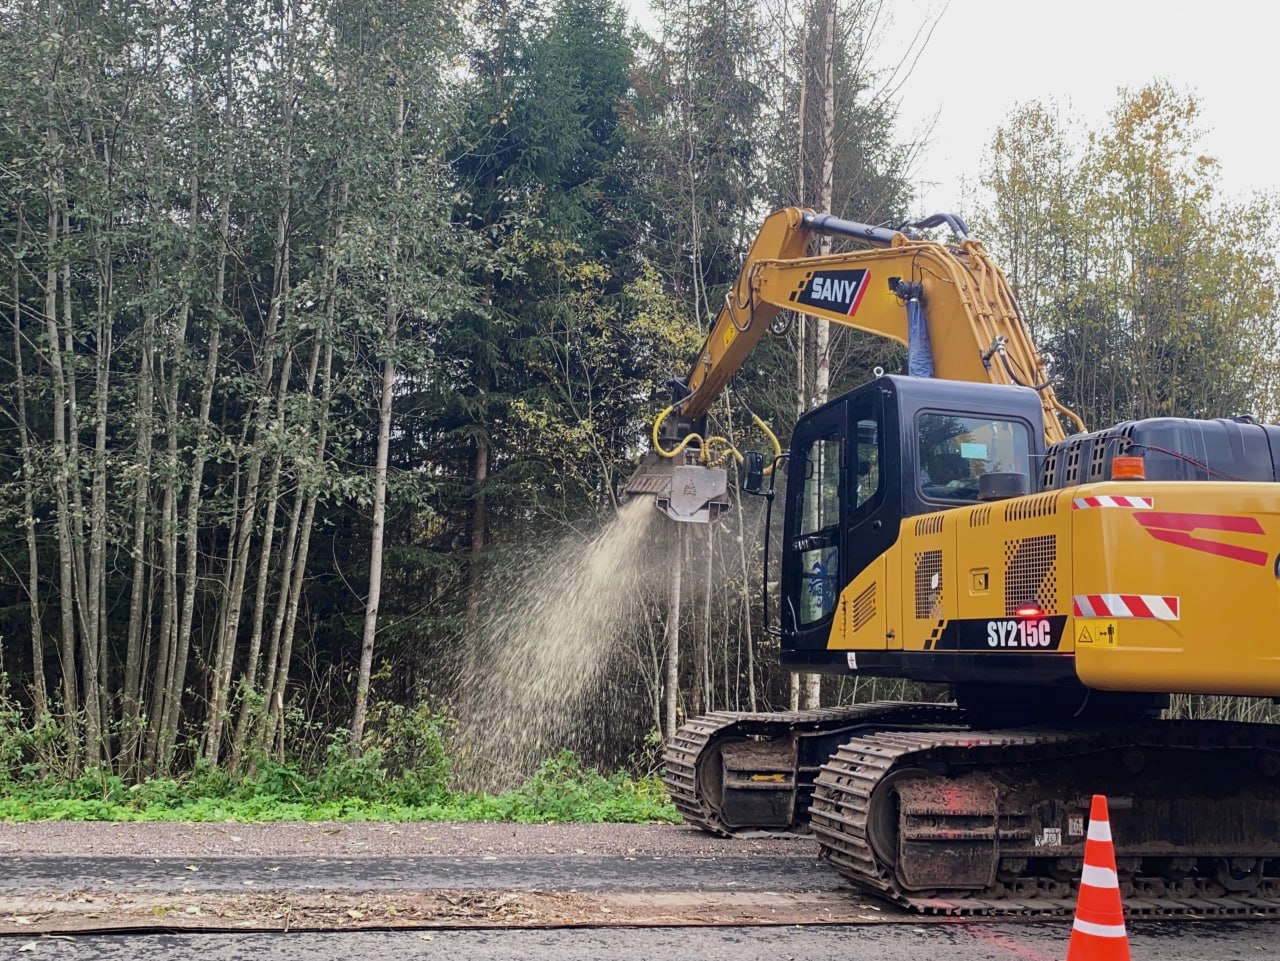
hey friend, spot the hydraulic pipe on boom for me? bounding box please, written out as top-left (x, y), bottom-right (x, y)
top-left (628, 207), bottom-right (1085, 519)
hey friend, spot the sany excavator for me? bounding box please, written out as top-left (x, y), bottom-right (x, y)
top-left (626, 207), bottom-right (1280, 917)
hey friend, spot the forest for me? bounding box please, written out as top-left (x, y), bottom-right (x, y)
top-left (1, 0), bottom-right (1278, 793)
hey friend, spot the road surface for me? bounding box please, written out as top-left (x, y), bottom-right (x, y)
top-left (1, 822), bottom-right (1277, 959)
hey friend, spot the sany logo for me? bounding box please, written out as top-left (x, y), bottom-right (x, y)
top-left (1134, 512), bottom-right (1268, 566)
top-left (794, 268), bottom-right (870, 317)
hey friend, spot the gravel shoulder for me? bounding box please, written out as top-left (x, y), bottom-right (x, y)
top-left (0, 821), bottom-right (808, 860)
top-left (0, 821), bottom-right (890, 935)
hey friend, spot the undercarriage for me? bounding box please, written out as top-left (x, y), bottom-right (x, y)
top-left (663, 702), bottom-right (1280, 917)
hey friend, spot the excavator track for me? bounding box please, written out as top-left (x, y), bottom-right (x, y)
top-left (662, 702), bottom-right (964, 836)
top-left (811, 720), bottom-right (1280, 918)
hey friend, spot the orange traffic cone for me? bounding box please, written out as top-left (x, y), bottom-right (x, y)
top-left (1066, 794), bottom-right (1131, 961)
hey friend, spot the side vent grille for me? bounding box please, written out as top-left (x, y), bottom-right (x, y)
top-left (852, 584), bottom-right (876, 631)
top-left (970, 506), bottom-right (991, 528)
top-left (1089, 425), bottom-right (1135, 482)
top-left (914, 550), bottom-right (943, 619)
top-left (1005, 535), bottom-right (1058, 615)
top-left (914, 514), bottom-right (944, 537)
top-left (1004, 492), bottom-right (1057, 522)
top-left (1040, 446), bottom-right (1058, 487)
top-left (1044, 423), bottom-right (1137, 490)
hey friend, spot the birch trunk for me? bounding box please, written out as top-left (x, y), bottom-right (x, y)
top-left (120, 285), bottom-right (156, 772)
top-left (664, 526), bottom-right (684, 743)
top-left (349, 82), bottom-right (407, 755)
top-left (12, 211), bottom-right (47, 719)
top-left (802, 0), bottom-right (837, 711)
top-left (44, 193), bottom-right (80, 767)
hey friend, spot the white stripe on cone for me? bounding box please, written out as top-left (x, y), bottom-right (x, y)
top-left (1080, 863), bottom-right (1118, 888)
top-left (1072, 917), bottom-right (1128, 939)
top-left (1087, 818), bottom-right (1112, 843)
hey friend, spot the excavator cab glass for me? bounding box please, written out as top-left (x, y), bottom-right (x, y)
top-left (916, 413), bottom-right (1031, 503)
top-left (794, 435), bottom-right (842, 626)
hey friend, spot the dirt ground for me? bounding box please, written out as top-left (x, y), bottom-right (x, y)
top-left (0, 820), bottom-right (803, 860)
top-left (0, 821), bottom-right (891, 934)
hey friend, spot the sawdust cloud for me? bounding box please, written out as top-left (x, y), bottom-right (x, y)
top-left (454, 498), bottom-right (672, 790)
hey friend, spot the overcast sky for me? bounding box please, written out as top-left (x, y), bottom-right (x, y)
top-left (885, 0), bottom-right (1278, 219)
top-left (626, 0), bottom-right (1278, 222)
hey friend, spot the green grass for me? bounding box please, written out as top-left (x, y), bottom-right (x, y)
top-left (0, 750), bottom-right (680, 825)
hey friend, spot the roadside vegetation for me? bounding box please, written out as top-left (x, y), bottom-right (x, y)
top-left (0, 697), bottom-right (676, 824)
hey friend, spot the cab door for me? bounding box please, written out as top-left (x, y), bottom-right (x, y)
top-left (782, 400), bottom-right (847, 650)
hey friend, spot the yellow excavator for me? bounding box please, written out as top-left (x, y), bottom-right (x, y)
top-left (626, 207), bottom-right (1280, 917)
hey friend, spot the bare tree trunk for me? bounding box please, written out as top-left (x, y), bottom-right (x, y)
top-left (120, 288), bottom-right (156, 773)
top-left (266, 468), bottom-right (325, 760)
top-left (664, 526), bottom-right (684, 743)
top-left (204, 184), bottom-right (288, 767)
top-left (730, 477), bottom-right (757, 712)
top-left (802, 0), bottom-right (838, 712)
top-left (789, 0), bottom-right (814, 716)
top-left (262, 183), bottom-right (339, 758)
top-left (44, 193), bottom-right (80, 768)
top-left (350, 84), bottom-right (407, 755)
top-left (350, 346), bottom-right (395, 754)
top-left (12, 210), bottom-right (47, 719)
top-left (699, 524), bottom-right (713, 712)
top-left (227, 344), bottom-right (293, 772)
top-left (82, 222), bottom-right (115, 766)
top-left (232, 332), bottom-right (318, 771)
top-left (154, 167), bottom-right (229, 772)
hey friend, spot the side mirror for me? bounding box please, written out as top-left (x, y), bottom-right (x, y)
top-left (740, 450), bottom-right (765, 494)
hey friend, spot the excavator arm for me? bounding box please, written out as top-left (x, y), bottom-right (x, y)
top-left (675, 206), bottom-right (1082, 442)
top-left (626, 206), bottom-right (1084, 521)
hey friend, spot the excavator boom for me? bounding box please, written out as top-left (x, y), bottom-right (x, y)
top-left (673, 207), bottom-right (1082, 443)
top-left (626, 207), bottom-right (1082, 520)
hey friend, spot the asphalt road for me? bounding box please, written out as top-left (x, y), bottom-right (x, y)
top-left (0, 854), bottom-right (837, 893)
top-left (6, 921), bottom-right (1280, 961)
top-left (4, 824), bottom-right (1280, 959)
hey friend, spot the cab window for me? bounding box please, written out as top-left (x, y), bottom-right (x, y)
top-left (853, 414), bottom-right (881, 513)
top-left (796, 436), bottom-right (840, 626)
top-left (917, 413), bottom-right (1030, 503)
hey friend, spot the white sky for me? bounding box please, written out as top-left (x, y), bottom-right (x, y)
top-left (885, 0), bottom-right (1279, 219)
top-left (625, 0), bottom-right (1279, 221)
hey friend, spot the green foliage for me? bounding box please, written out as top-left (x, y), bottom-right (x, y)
top-left (477, 750), bottom-right (678, 823)
top-left (0, 699), bottom-right (673, 823)
top-left (976, 85), bottom-right (1280, 427)
top-left (0, 737), bottom-right (677, 825)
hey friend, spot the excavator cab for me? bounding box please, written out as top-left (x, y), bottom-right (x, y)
top-left (777, 375), bottom-right (1044, 652)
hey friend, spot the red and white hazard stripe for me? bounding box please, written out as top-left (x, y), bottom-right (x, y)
top-left (1073, 594), bottom-right (1179, 620)
top-left (1072, 496), bottom-right (1154, 510)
